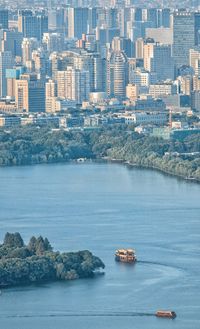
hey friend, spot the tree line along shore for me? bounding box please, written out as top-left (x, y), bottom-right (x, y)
top-left (0, 125), bottom-right (199, 182)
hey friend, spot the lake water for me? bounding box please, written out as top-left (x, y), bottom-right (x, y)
top-left (0, 163), bottom-right (200, 329)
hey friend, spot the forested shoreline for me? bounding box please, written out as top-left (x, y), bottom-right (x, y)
top-left (0, 233), bottom-right (105, 288)
top-left (0, 125), bottom-right (199, 182)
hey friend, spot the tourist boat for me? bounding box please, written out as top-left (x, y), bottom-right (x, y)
top-left (115, 249), bottom-right (136, 263)
top-left (156, 310), bottom-right (176, 318)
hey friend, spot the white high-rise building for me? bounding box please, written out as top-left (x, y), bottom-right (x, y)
top-left (107, 50), bottom-right (128, 99)
top-left (22, 38), bottom-right (38, 65)
top-left (57, 68), bottom-right (90, 104)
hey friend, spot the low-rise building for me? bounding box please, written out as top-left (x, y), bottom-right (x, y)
top-left (0, 115), bottom-right (21, 127)
top-left (123, 112), bottom-right (167, 125)
top-left (149, 83), bottom-right (177, 98)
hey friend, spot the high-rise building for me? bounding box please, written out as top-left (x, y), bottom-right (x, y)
top-left (6, 66), bottom-right (25, 98)
top-left (132, 8), bottom-right (142, 22)
top-left (107, 50), bottom-right (128, 99)
top-left (111, 37), bottom-right (133, 58)
top-left (144, 42), bottom-right (174, 81)
top-left (68, 8), bottom-right (89, 39)
top-left (43, 33), bottom-right (64, 53)
top-left (18, 11), bottom-right (48, 41)
top-left (158, 8), bottom-right (170, 28)
top-left (0, 9), bottom-right (8, 29)
top-left (173, 10), bottom-right (195, 68)
top-left (189, 48), bottom-right (200, 76)
top-left (22, 38), bottom-right (38, 65)
top-left (0, 51), bottom-right (13, 97)
top-left (45, 79), bottom-right (57, 112)
top-left (194, 12), bottom-right (200, 46)
top-left (15, 73), bottom-right (45, 112)
top-left (96, 26), bottom-right (120, 45)
top-left (147, 8), bottom-right (158, 28)
top-left (178, 75), bottom-right (193, 95)
top-left (135, 38), bottom-right (144, 59)
top-left (32, 50), bottom-right (47, 79)
top-left (1, 30), bottom-right (23, 57)
top-left (57, 68), bottom-right (90, 104)
top-left (48, 8), bottom-right (64, 32)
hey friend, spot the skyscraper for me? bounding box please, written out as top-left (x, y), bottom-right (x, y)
top-left (6, 66), bottom-right (25, 98)
top-left (0, 51), bottom-right (13, 97)
top-left (22, 38), bottom-right (38, 65)
top-left (57, 68), bottom-right (90, 104)
top-left (18, 11), bottom-right (48, 41)
top-left (15, 73), bottom-right (45, 112)
top-left (0, 9), bottom-right (8, 29)
top-left (189, 48), bottom-right (200, 76)
top-left (173, 10), bottom-right (195, 68)
top-left (144, 42), bottom-right (174, 81)
top-left (68, 8), bottom-right (89, 39)
top-left (107, 50), bottom-right (128, 99)
top-left (194, 12), bottom-right (200, 46)
top-left (1, 30), bottom-right (23, 57)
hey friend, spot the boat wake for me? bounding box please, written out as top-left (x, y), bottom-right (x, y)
top-left (137, 260), bottom-right (185, 272)
top-left (0, 312), bottom-right (155, 318)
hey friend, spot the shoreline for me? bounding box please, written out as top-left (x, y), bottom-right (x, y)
top-left (105, 157), bottom-right (200, 184)
top-left (0, 156), bottom-right (199, 184)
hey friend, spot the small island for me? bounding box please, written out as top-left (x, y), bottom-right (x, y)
top-left (0, 232), bottom-right (105, 288)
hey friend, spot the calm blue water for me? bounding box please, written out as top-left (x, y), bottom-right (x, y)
top-left (0, 163), bottom-right (200, 329)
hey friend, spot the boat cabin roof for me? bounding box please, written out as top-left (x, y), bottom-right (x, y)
top-left (116, 249), bottom-right (135, 253)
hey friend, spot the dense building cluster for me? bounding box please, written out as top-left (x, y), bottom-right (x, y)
top-left (0, 1), bottom-right (200, 134)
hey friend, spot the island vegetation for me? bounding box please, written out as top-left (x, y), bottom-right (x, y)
top-left (0, 125), bottom-right (199, 181)
top-left (0, 232), bottom-right (105, 288)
